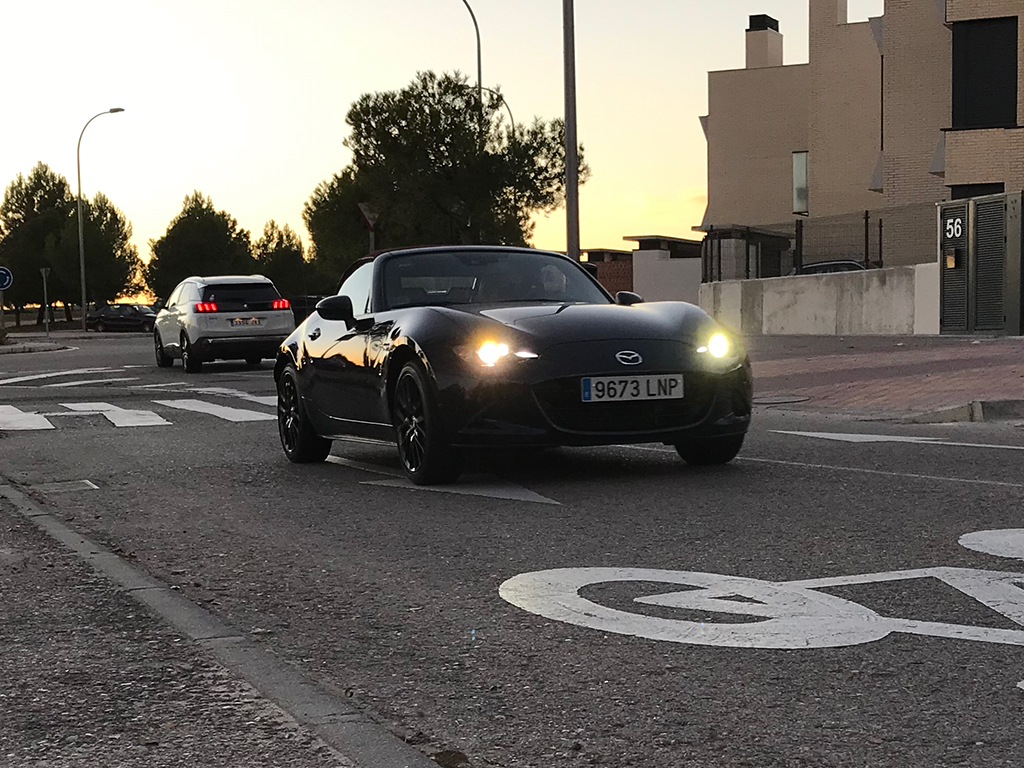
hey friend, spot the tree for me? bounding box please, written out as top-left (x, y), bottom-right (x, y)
top-left (253, 220), bottom-right (308, 298)
top-left (145, 192), bottom-right (254, 300)
top-left (303, 71), bottom-right (589, 277)
top-left (0, 162), bottom-right (74, 317)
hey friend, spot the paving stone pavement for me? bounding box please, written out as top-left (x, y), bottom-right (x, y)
top-left (749, 335), bottom-right (1024, 415)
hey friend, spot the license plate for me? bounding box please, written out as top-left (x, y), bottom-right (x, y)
top-left (581, 374), bottom-right (684, 402)
top-left (230, 317), bottom-right (262, 327)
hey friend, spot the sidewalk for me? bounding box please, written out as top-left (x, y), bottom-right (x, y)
top-left (748, 334), bottom-right (1024, 418)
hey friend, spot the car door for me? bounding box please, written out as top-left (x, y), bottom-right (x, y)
top-left (304, 262), bottom-right (384, 437)
top-left (155, 284), bottom-right (186, 353)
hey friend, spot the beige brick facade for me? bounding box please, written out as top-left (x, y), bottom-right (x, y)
top-left (703, 0), bottom-right (1023, 270)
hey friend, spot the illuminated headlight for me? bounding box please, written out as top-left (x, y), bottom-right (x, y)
top-left (477, 341), bottom-right (510, 366)
top-left (707, 333), bottom-right (730, 358)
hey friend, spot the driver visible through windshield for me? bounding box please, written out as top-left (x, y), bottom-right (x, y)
top-left (382, 250), bottom-right (610, 309)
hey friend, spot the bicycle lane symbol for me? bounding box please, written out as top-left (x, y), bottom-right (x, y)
top-left (498, 529), bottom-right (1024, 651)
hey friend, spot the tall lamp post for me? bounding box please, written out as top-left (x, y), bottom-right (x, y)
top-left (563, 0), bottom-right (580, 262)
top-left (77, 107), bottom-right (124, 330)
top-left (459, 0), bottom-right (482, 105)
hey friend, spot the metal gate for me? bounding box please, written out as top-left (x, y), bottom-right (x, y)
top-left (939, 193), bottom-right (1022, 335)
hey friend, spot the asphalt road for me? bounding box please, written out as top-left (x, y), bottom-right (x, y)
top-left (3, 334), bottom-right (1024, 767)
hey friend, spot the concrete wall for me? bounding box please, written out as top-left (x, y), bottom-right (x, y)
top-left (632, 250), bottom-right (702, 304)
top-left (698, 263), bottom-right (941, 335)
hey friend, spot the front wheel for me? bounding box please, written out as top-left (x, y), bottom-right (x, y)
top-left (675, 434), bottom-right (745, 466)
top-left (277, 365), bottom-right (331, 463)
top-left (96, 321), bottom-right (106, 333)
top-left (392, 362), bottom-right (461, 485)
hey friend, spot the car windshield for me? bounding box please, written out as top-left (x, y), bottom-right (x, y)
top-left (382, 250), bottom-right (610, 309)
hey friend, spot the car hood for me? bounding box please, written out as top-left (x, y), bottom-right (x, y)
top-left (451, 302), bottom-right (715, 348)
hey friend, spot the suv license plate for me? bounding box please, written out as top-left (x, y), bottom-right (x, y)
top-left (581, 375), bottom-right (684, 402)
top-left (230, 317), bottom-right (262, 327)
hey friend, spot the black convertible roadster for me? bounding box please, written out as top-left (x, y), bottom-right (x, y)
top-left (275, 246), bottom-right (752, 484)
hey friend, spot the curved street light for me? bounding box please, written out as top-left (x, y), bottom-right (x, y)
top-left (77, 107), bottom-right (124, 330)
top-left (459, 0), bottom-right (482, 106)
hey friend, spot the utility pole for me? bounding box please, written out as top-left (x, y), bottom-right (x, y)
top-left (563, 0), bottom-right (581, 261)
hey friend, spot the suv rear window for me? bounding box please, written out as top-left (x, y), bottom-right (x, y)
top-left (201, 283), bottom-right (280, 310)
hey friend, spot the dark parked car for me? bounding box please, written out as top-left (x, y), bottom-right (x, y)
top-left (790, 259), bottom-right (867, 275)
top-left (86, 304), bottom-right (156, 333)
top-left (275, 246), bottom-right (752, 485)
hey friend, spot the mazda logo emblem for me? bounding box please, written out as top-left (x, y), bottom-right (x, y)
top-left (615, 350), bottom-right (643, 366)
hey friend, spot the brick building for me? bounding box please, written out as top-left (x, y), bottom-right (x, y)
top-left (700, 0), bottom-right (1023, 279)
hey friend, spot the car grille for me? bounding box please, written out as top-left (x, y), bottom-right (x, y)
top-left (532, 373), bottom-right (717, 434)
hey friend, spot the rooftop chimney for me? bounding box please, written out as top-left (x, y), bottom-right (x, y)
top-left (746, 14), bottom-right (783, 69)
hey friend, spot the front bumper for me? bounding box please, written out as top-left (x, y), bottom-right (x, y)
top-left (435, 351), bottom-right (752, 448)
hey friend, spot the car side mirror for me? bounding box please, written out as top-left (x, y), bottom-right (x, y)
top-left (316, 295), bottom-right (356, 327)
top-left (616, 291), bottom-right (643, 306)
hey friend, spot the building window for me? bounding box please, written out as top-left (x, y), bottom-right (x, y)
top-left (952, 17), bottom-right (1018, 130)
top-left (951, 183), bottom-right (1004, 200)
top-left (792, 151), bottom-right (809, 215)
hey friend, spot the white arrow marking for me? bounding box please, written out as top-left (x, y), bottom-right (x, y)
top-left (0, 367), bottom-right (119, 386)
top-left (62, 402), bottom-right (170, 427)
top-left (326, 456), bottom-right (560, 505)
top-left (153, 399), bottom-right (275, 422)
top-left (44, 377), bottom-right (139, 388)
top-left (0, 405), bottom-right (55, 430)
top-left (775, 430), bottom-right (1024, 451)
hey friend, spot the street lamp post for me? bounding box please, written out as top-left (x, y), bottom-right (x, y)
top-left (459, 0), bottom-right (483, 106)
top-left (563, 0), bottom-right (581, 262)
top-left (77, 107), bottom-right (124, 330)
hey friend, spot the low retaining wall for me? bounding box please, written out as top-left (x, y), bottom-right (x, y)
top-left (698, 263), bottom-right (940, 336)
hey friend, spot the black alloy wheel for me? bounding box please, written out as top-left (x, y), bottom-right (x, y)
top-left (277, 365), bottom-right (331, 463)
top-left (392, 362), bottom-right (461, 485)
top-left (675, 433), bottom-right (745, 465)
top-left (181, 333), bottom-right (203, 373)
top-left (96, 321), bottom-right (106, 333)
top-left (154, 331), bottom-right (173, 368)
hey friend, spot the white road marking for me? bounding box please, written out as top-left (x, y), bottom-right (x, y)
top-left (44, 377), bottom-right (139, 388)
top-left (326, 456), bottom-right (560, 504)
top-left (62, 402), bottom-right (170, 427)
top-left (0, 367), bottom-right (118, 386)
top-left (186, 386), bottom-right (278, 406)
top-left (0, 405), bottom-right (55, 430)
top-left (30, 479), bottom-right (99, 493)
top-left (152, 399), bottom-right (275, 422)
top-left (959, 529), bottom-right (1024, 561)
top-left (134, 382), bottom-right (189, 389)
top-left (775, 430), bottom-right (1024, 452)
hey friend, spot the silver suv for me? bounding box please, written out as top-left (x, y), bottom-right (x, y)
top-left (154, 275), bottom-right (295, 373)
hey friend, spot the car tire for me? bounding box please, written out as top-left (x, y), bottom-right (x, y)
top-left (245, 357), bottom-right (262, 367)
top-left (154, 331), bottom-right (173, 368)
top-left (675, 434), bottom-right (745, 466)
top-left (96, 321), bottom-right (106, 333)
top-left (277, 364), bottom-right (331, 463)
top-left (392, 361), bottom-right (462, 485)
top-left (181, 333), bottom-right (203, 373)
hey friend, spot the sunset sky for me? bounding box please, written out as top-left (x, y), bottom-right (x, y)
top-left (1, 0), bottom-right (883, 265)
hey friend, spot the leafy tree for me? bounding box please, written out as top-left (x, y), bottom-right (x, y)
top-left (253, 220), bottom-right (309, 298)
top-left (0, 162), bottom-right (74, 317)
top-left (0, 163), bottom-right (142, 321)
top-left (145, 192), bottom-right (254, 300)
top-left (303, 71), bottom-right (589, 277)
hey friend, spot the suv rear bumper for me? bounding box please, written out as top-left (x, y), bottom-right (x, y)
top-left (193, 335), bottom-right (284, 362)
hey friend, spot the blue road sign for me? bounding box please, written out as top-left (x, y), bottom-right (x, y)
top-left (0, 267), bottom-right (12, 291)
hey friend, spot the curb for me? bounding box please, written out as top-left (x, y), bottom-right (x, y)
top-left (0, 342), bottom-right (69, 355)
top-left (0, 483), bottom-right (437, 768)
top-left (903, 400), bottom-right (1024, 424)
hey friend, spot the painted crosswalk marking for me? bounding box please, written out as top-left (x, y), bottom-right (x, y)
top-left (45, 377), bottom-right (140, 388)
top-left (152, 399), bottom-right (275, 422)
top-left (62, 402), bottom-right (170, 427)
top-left (0, 405), bottom-right (55, 430)
top-left (0, 367), bottom-right (119, 386)
top-left (185, 386), bottom-right (278, 407)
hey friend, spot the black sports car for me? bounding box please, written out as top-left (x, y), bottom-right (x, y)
top-left (274, 246), bottom-right (752, 484)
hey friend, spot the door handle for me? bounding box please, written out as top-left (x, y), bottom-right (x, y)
top-left (308, 327), bottom-right (321, 340)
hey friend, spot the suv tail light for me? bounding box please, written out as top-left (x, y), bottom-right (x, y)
top-left (194, 302), bottom-right (218, 313)
top-left (272, 299), bottom-right (290, 310)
